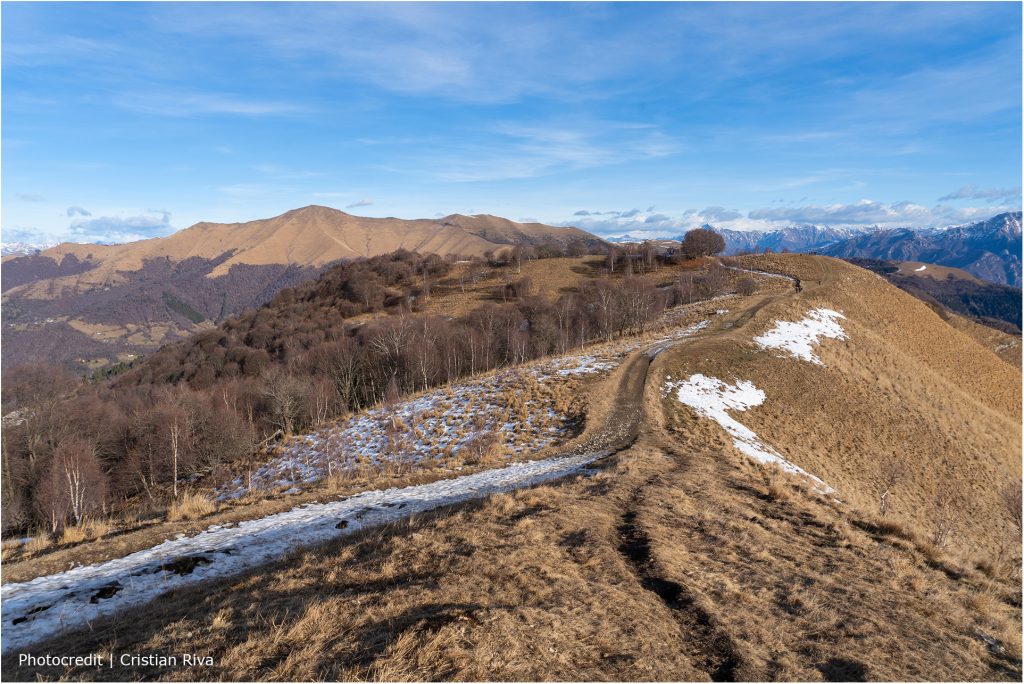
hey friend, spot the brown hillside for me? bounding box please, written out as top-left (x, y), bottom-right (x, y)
top-left (1, 208), bottom-right (605, 371)
top-left (26, 206), bottom-right (601, 287)
top-left (678, 254), bottom-right (1021, 560)
top-left (895, 260), bottom-right (983, 282)
top-left (3, 255), bottom-right (1019, 681)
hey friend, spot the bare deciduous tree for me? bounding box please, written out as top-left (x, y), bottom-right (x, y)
top-left (877, 458), bottom-right (907, 517)
top-left (261, 367), bottom-right (306, 436)
top-left (36, 438), bottom-right (107, 530)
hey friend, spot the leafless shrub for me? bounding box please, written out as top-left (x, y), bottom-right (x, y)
top-left (876, 458), bottom-right (907, 517)
top-left (462, 431), bottom-right (499, 465)
top-left (930, 484), bottom-right (959, 548)
top-left (735, 276), bottom-right (757, 296)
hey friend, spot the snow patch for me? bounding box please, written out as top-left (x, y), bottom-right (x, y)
top-left (663, 374), bottom-right (833, 494)
top-left (645, 320), bottom-right (711, 358)
top-left (914, 265), bottom-right (927, 272)
top-left (1, 451), bottom-right (608, 654)
top-left (753, 308), bottom-right (846, 365)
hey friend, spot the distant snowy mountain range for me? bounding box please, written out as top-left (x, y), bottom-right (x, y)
top-left (608, 212), bottom-right (1022, 287)
top-left (819, 212), bottom-right (1022, 287)
top-left (0, 240), bottom-right (59, 257)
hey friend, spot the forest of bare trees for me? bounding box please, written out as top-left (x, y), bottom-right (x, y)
top-left (1, 247), bottom-right (732, 535)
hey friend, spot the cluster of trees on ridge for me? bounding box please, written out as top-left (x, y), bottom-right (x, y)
top-left (1, 231), bottom-right (732, 535)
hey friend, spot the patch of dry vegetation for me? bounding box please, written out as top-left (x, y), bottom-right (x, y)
top-left (166, 492), bottom-right (218, 522)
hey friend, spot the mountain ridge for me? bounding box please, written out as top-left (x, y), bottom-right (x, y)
top-left (820, 212), bottom-right (1022, 286)
top-left (29, 205), bottom-right (604, 281)
top-left (0, 207), bottom-right (606, 372)
top-left (682, 212), bottom-right (1021, 287)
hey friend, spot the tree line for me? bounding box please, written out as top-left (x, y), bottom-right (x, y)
top-left (1, 234), bottom-right (733, 535)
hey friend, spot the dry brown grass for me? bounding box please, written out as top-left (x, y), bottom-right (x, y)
top-left (5, 436), bottom-right (1018, 681)
top-left (23, 533), bottom-right (53, 556)
top-left (3, 255), bottom-right (1019, 682)
top-left (166, 492), bottom-right (219, 522)
top-left (423, 256), bottom-right (717, 318)
top-left (52, 519), bottom-right (111, 546)
top-left (674, 254), bottom-right (1021, 563)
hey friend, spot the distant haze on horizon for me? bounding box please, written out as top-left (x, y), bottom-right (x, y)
top-left (2, 2), bottom-right (1021, 246)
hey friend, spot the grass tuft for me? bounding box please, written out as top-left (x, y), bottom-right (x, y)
top-left (167, 492), bottom-right (219, 522)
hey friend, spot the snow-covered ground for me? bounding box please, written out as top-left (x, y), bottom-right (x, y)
top-left (1, 450), bottom-right (609, 655)
top-left (753, 308), bottom-right (846, 365)
top-left (645, 320), bottom-right (712, 358)
top-left (663, 373), bottom-right (834, 494)
top-left (223, 314), bottom-right (714, 499)
top-left (534, 355), bottom-right (619, 379)
top-left (221, 354), bottom-right (623, 499)
top-left (914, 265), bottom-right (927, 272)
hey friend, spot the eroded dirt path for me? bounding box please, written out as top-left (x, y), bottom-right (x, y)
top-left (617, 465), bottom-right (742, 682)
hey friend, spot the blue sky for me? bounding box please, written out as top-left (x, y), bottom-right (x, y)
top-left (2, 2), bottom-right (1021, 243)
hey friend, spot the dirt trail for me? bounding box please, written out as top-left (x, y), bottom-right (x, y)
top-left (561, 352), bottom-right (652, 457)
top-left (603, 265), bottom-right (805, 681)
top-left (567, 262), bottom-right (801, 458)
top-left (618, 467), bottom-right (742, 682)
top-left (1, 262), bottom-right (805, 659)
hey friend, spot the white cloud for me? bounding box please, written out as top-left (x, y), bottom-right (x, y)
top-left (66, 206), bottom-right (92, 217)
top-left (565, 199), bottom-right (1018, 238)
top-left (67, 210), bottom-right (175, 244)
top-left (696, 206), bottom-right (742, 222)
top-left (16, 193), bottom-right (45, 202)
top-left (747, 199), bottom-right (935, 226)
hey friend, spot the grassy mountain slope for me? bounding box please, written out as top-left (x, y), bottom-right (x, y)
top-left (11, 206), bottom-right (602, 290)
top-left (844, 257), bottom-right (1022, 333)
top-left (1, 207), bottom-right (604, 372)
top-left (1, 255), bottom-right (1019, 681)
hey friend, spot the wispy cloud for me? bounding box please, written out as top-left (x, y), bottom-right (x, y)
top-left (345, 199), bottom-right (373, 209)
top-left (113, 91), bottom-right (309, 117)
top-left (253, 164), bottom-right (321, 179)
top-left (16, 193), bottom-right (45, 202)
top-left (150, 3), bottom-right (662, 104)
top-left (429, 120), bottom-right (681, 182)
top-left (938, 185), bottom-right (1022, 205)
top-left (66, 206), bottom-right (91, 217)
